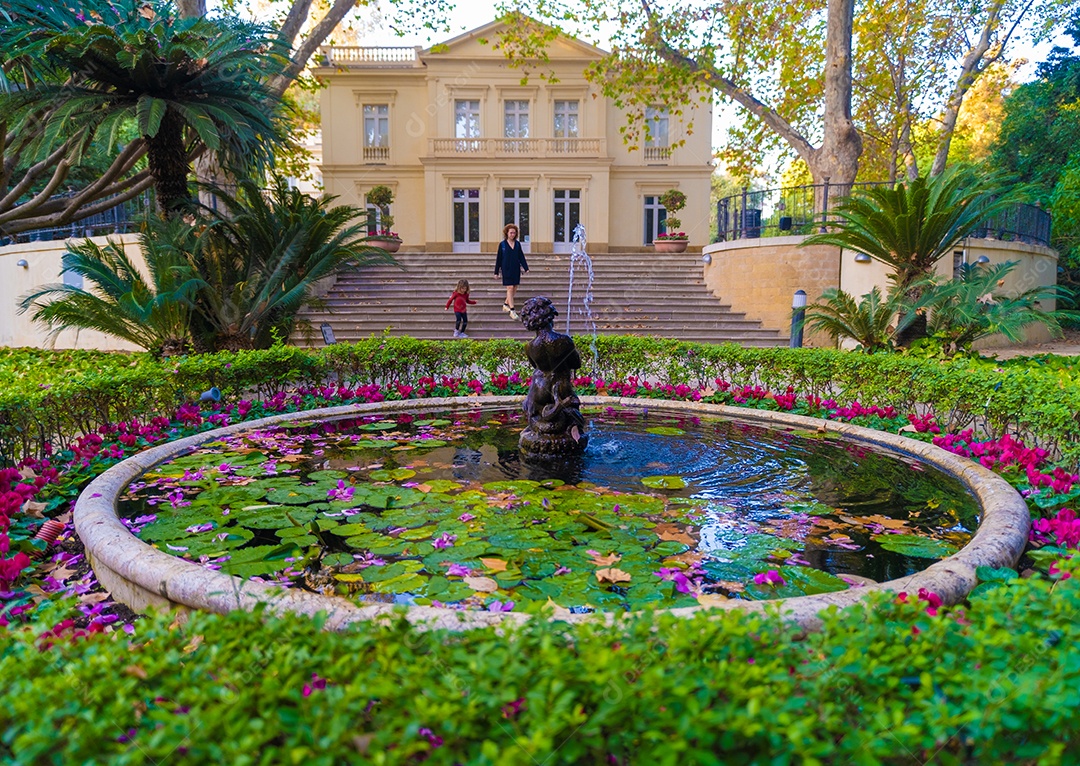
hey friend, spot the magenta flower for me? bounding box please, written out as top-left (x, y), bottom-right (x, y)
top-left (458, 512), bottom-right (476, 522)
top-left (432, 533), bottom-right (457, 550)
top-left (487, 600), bottom-right (515, 612)
top-left (185, 522), bottom-right (214, 534)
top-left (302, 673), bottom-right (327, 698)
top-left (327, 480), bottom-right (355, 502)
top-left (654, 567), bottom-right (693, 594)
top-left (501, 697), bottom-right (526, 719)
top-left (552, 566), bottom-right (572, 576)
top-left (444, 563), bottom-right (471, 577)
top-left (418, 727), bottom-right (444, 748)
top-left (753, 569), bottom-right (786, 587)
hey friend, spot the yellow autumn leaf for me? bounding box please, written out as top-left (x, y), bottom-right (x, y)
top-left (595, 567), bottom-right (632, 584)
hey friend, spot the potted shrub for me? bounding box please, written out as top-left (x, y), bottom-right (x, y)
top-left (365, 185), bottom-right (401, 253)
top-left (654, 188), bottom-right (688, 252)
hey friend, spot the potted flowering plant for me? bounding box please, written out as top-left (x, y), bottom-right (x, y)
top-left (654, 188), bottom-right (688, 252)
top-left (365, 185), bottom-right (401, 252)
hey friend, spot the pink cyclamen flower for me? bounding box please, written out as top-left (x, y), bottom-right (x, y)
top-left (302, 673), bottom-right (327, 698)
top-left (501, 697), bottom-right (526, 719)
top-left (753, 569), bottom-right (786, 587)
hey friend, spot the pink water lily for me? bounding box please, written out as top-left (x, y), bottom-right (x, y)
top-left (458, 512), bottom-right (476, 522)
top-left (185, 522), bottom-right (214, 534)
top-left (654, 567), bottom-right (693, 594)
top-left (432, 533), bottom-right (457, 550)
top-left (753, 569), bottom-right (786, 587)
top-left (327, 480), bottom-right (355, 502)
top-left (444, 562), bottom-right (471, 577)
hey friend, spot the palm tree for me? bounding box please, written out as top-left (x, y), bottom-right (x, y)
top-left (188, 177), bottom-right (395, 351)
top-left (921, 262), bottom-right (1075, 353)
top-left (803, 286), bottom-right (919, 353)
top-left (18, 216), bottom-right (205, 356)
top-left (1, 0), bottom-right (286, 214)
top-left (803, 168), bottom-right (1016, 344)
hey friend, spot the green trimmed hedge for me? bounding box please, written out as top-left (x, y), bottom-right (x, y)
top-left (3, 338), bottom-right (1080, 463)
top-left (2, 572), bottom-right (1078, 764)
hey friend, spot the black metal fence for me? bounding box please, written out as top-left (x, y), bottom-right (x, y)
top-left (0, 192), bottom-right (153, 246)
top-left (715, 182), bottom-right (1053, 247)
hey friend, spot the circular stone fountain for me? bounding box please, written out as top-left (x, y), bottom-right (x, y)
top-left (74, 396), bottom-right (1030, 631)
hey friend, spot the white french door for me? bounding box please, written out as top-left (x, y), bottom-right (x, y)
top-left (452, 188), bottom-right (480, 253)
top-left (553, 189), bottom-right (581, 254)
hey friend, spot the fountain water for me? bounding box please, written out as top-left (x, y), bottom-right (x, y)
top-left (566, 223), bottom-right (599, 370)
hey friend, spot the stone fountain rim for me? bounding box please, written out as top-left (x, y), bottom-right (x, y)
top-left (74, 395), bottom-right (1030, 632)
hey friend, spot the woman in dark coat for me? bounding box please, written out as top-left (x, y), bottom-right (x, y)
top-left (494, 223), bottom-right (529, 319)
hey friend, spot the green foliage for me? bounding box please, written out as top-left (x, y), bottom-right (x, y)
top-left (803, 168), bottom-right (1015, 293)
top-left (189, 176), bottom-right (393, 351)
top-left (17, 217), bottom-right (204, 356)
top-left (3, 337), bottom-right (1080, 465)
top-left (0, 0), bottom-right (288, 212)
top-left (920, 262), bottom-right (1075, 352)
top-left (3, 570), bottom-right (1080, 763)
top-left (803, 286), bottom-right (915, 352)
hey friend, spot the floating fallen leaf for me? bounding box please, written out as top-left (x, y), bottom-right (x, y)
top-left (595, 567), bottom-right (632, 584)
top-left (588, 552), bottom-right (621, 567)
top-left (464, 576), bottom-right (498, 592)
top-left (545, 598), bottom-right (572, 620)
top-left (416, 483), bottom-right (433, 493)
top-left (480, 558), bottom-right (508, 572)
top-left (654, 523), bottom-right (696, 546)
top-left (696, 593), bottom-right (730, 607)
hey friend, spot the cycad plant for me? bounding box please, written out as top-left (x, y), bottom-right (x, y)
top-left (803, 168), bottom-right (1016, 345)
top-left (18, 217), bottom-right (204, 356)
top-left (921, 262), bottom-right (1075, 353)
top-left (189, 177), bottom-right (394, 351)
top-left (1, 0), bottom-right (286, 214)
top-left (803, 286), bottom-right (919, 353)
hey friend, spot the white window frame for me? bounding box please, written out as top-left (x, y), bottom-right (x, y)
top-left (553, 100), bottom-right (579, 139)
top-left (455, 100), bottom-right (482, 139)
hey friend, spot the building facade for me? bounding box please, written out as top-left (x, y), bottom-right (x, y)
top-left (314, 20), bottom-right (713, 254)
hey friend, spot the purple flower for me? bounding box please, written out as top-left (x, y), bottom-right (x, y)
top-left (432, 533), bottom-right (457, 550)
top-left (302, 673), bottom-right (327, 698)
top-left (654, 567), bottom-right (693, 594)
top-left (444, 563), bottom-right (471, 577)
top-left (327, 480), bottom-right (355, 502)
top-left (185, 522), bottom-right (214, 534)
top-left (133, 514), bottom-right (157, 525)
top-left (501, 697), bottom-right (526, 719)
top-left (458, 513), bottom-right (476, 522)
top-left (552, 566), bottom-right (572, 576)
top-left (418, 727), bottom-right (444, 748)
top-left (487, 600), bottom-right (515, 612)
top-left (753, 569), bottom-right (786, 587)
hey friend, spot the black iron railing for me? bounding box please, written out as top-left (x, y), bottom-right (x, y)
top-left (715, 182), bottom-right (1052, 247)
top-left (1, 192), bottom-right (153, 246)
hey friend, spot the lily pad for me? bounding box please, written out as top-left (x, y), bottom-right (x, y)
top-left (871, 534), bottom-right (958, 559)
top-left (369, 468), bottom-right (417, 482)
top-left (641, 475), bottom-right (687, 490)
top-left (646, 426), bottom-right (686, 436)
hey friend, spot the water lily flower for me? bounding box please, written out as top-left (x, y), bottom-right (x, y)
top-left (458, 513), bottom-right (476, 522)
top-left (432, 533), bottom-right (457, 550)
top-left (327, 480), bottom-right (355, 502)
top-left (487, 600), bottom-right (515, 612)
top-left (654, 567), bottom-right (694, 594)
top-left (185, 523), bottom-right (214, 534)
top-left (553, 566), bottom-right (572, 576)
top-left (753, 569), bottom-right (786, 587)
top-left (444, 563), bottom-right (471, 577)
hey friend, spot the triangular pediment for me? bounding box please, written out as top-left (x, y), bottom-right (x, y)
top-left (422, 17), bottom-right (607, 60)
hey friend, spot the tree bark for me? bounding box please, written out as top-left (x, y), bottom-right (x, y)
top-left (176, 0), bottom-right (207, 18)
top-left (145, 109), bottom-right (191, 215)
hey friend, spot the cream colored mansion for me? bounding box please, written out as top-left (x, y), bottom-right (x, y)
top-left (314, 20), bottom-right (713, 254)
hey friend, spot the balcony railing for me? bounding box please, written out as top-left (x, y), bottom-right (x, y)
top-left (363, 145), bottom-right (390, 162)
top-left (643, 146), bottom-right (672, 162)
top-left (318, 46), bottom-right (422, 67)
top-left (429, 137), bottom-right (604, 157)
top-left (715, 181), bottom-right (1053, 247)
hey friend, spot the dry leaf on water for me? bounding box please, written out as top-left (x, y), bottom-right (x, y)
top-left (595, 567), bottom-right (632, 584)
top-left (588, 552), bottom-right (621, 567)
top-left (654, 523), bottom-right (696, 546)
top-left (464, 576), bottom-right (498, 592)
top-left (696, 593), bottom-right (730, 607)
top-left (480, 558), bottom-right (508, 572)
top-left (545, 598), bottom-right (572, 620)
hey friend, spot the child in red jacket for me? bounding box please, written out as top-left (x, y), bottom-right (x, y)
top-left (444, 279), bottom-right (477, 338)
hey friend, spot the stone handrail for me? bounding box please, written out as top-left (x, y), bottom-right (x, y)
top-left (429, 137), bottom-right (604, 158)
top-left (319, 46), bottom-right (422, 67)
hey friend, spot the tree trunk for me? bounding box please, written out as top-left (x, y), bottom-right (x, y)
top-left (810, 0), bottom-right (862, 190)
top-left (145, 110), bottom-right (191, 215)
top-left (176, 0), bottom-right (207, 18)
top-left (215, 333), bottom-right (254, 353)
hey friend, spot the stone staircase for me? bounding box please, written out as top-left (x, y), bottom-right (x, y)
top-left (292, 251), bottom-right (786, 346)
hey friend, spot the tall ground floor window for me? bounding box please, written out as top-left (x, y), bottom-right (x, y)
top-left (503, 188), bottom-right (530, 252)
top-left (643, 195), bottom-right (668, 244)
top-left (452, 188), bottom-right (480, 253)
top-left (553, 188), bottom-right (581, 253)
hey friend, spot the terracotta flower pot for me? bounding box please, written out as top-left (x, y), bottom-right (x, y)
top-left (652, 239), bottom-right (688, 253)
top-left (369, 239), bottom-right (401, 253)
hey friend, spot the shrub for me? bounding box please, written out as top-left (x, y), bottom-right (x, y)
top-left (2, 570), bottom-right (1079, 764)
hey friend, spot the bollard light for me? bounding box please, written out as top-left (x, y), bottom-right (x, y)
top-left (790, 290), bottom-right (807, 349)
top-left (199, 387), bottom-right (222, 403)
